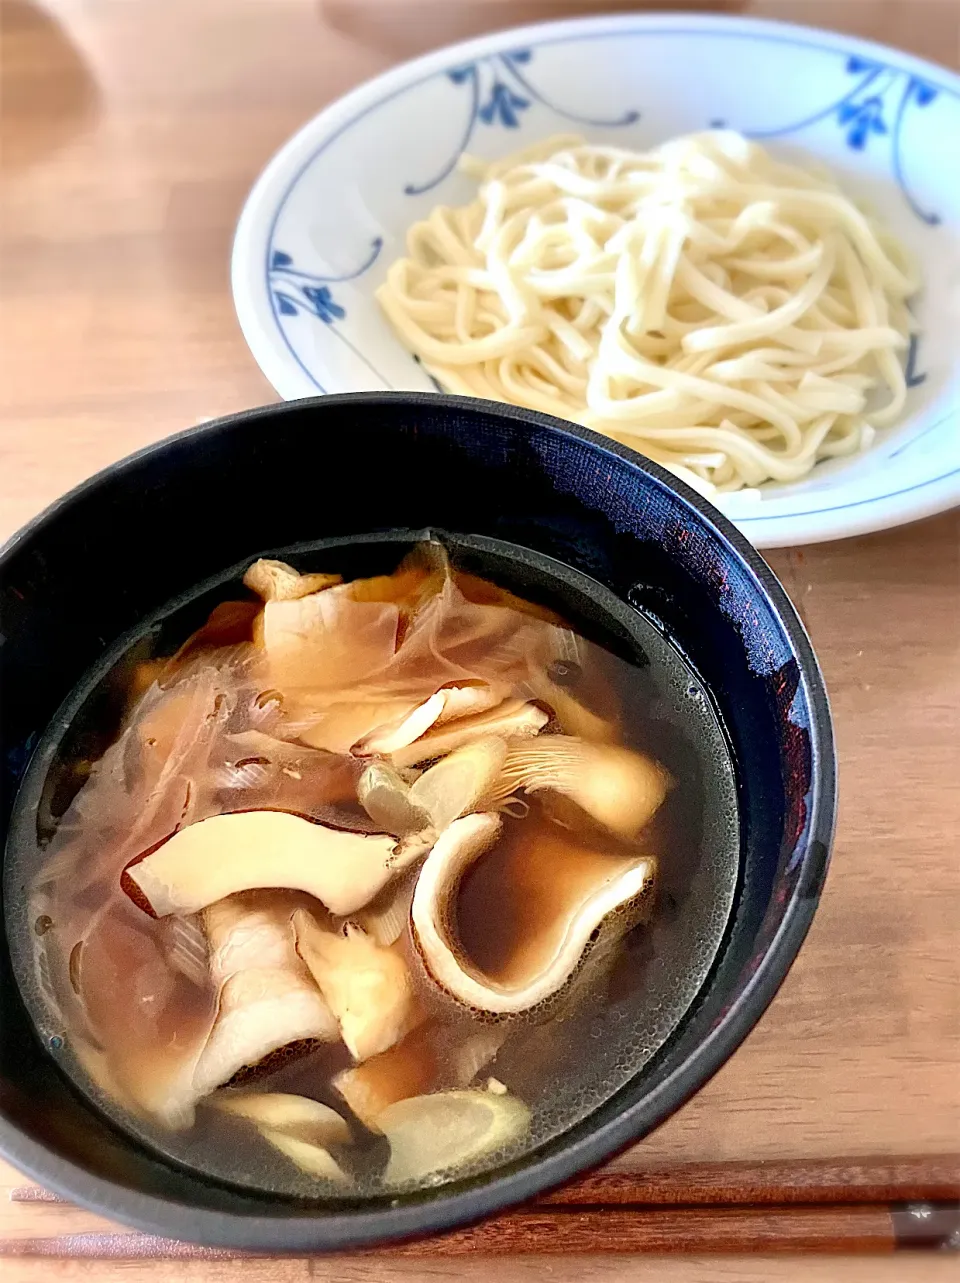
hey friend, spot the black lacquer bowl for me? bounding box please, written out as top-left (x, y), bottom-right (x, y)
top-left (0, 394), bottom-right (835, 1251)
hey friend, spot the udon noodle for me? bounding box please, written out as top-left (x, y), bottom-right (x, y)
top-left (377, 131), bottom-right (919, 494)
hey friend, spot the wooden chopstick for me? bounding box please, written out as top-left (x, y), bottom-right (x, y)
top-left (5, 1155), bottom-right (958, 1257)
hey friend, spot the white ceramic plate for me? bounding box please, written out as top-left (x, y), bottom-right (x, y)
top-left (232, 13), bottom-right (960, 547)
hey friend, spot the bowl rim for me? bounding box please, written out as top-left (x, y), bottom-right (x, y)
top-left (230, 9), bottom-right (960, 551)
top-left (0, 393), bottom-right (837, 1250)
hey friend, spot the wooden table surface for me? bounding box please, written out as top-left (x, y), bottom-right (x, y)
top-left (1, 0), bottom-right (958, 1279)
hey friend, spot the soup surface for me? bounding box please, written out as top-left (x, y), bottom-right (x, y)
top-left (7, 536), bottom-right (738, 1197)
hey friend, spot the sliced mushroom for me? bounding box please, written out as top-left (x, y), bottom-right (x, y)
top-left (357, 761), bottom-right (431, 836)
top-left (408, 737), bottom-right (508, 831)
top-left (389, 700), bottom-right (549, 769)
top-left (346, 542), bottom-right (448, 615)
top-left (124, 811), bottom-right (427, 918)
top-left (211, 1091), bottom-right (352, 1146)
top-left (295, 695), bottom-right (420, 755)
top-left (261, 1130), bottom-right (351, 1184)
top-left (333, 1024), bottom-right (439, 1130)
top-left (353, 690), bottom-right (447, 755)
top-left (434, 683), bottom-right (503, 724)
top-left (192, 968), bottom-right (339, 1102)
top-left (347, 876), bottom-right (415, 947)
top-left (293, 910), bottom-right (419, 1063)
top-left (190, 897), bottom-right (340, 1105)
top-left (205, 893), bottom-right (301, 977)
top-left (528, 672), bottom-right (618, 744)
top-left (485, 737), bottom-right (670, 840)
top-left (243, 558), bottom-right (342, 602)
top-left (380, 1089), bottom-right (530, 1187)
top-left (346, 683), bottom-right (505, 760)
top-left (121, 898), bottom-right (338, 1128)
top-left (259, 589), bottom-right (400, 695)
top-left (411, 812), bottom-right (656, 1016)
top-left (162, 914), bottom-right (209, 986)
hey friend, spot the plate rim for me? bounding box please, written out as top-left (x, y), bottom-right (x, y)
top-left (231, 10), bottom-right (960, 548)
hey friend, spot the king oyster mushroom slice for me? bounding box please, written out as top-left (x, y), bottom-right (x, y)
top-left (353, 690), bottom-right (447, 755)
top-left (262, 1129), bottom-right (351, 1184)
top-left (352, 681), bottom-right (509, 758)
top-left (528, 671), bottom-right (618, 744)
top-left (189, 897), bottom-right (339, 1106)
top-left (211, 1090), bottom-right (356, 1184)
top-left (407, 737), bottom-right (508, 831)
top-left (486, 736), bottom-right (670, 841)
top-left (292, 909), bottom-right (419, 1063)
top-left (411, 812), bottom-right (656, 1016)
top-left (389, 699), bottom-right (549, 769)
top-left (212, 1092), bottom-right (352, 1146)
top-left (124, 811), bottom-right (432, 919)
top-left (243, 558), bottom-right (342, 603)
top-left (434, 683), bottom-right (503, 724)
top-left (141, 897), bottom-right (339, 1129)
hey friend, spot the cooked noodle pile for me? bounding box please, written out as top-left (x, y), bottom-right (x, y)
top-left (377, 131), bottom-right (919, 494)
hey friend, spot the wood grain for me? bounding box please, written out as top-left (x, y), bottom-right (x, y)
top-left (1, 0), bottom-right (959, 1276)
top-left (0, 1207), bottom-right (913, 1258)
top-left (4, 1258), bottom-right (960, 1283)
top-left (537, 1154), bottom-right (960, 1205)
top-left (8, 1153), bottom-right (959, 1212)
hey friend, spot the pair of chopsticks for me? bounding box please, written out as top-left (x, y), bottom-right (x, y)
top-left (5, 1154), bottom-right (959, 1256)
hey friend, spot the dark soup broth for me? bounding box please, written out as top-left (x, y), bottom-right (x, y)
top-left (5, 534), bottom-right (738, 1198)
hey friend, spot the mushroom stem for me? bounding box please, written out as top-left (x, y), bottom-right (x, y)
top-left (485, 737), bottom-right (670, 840)
top-left (390, 700), bottom-right (548, 769)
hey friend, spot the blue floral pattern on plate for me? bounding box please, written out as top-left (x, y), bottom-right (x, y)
top-left (729, 55), bottom-right (942, 224)
top-left (268, 240), bottom-right (393, 386)
top-left (269, 241), bottom-right (382, 322)
top-left (405, 48), bottom-right (640, 195)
